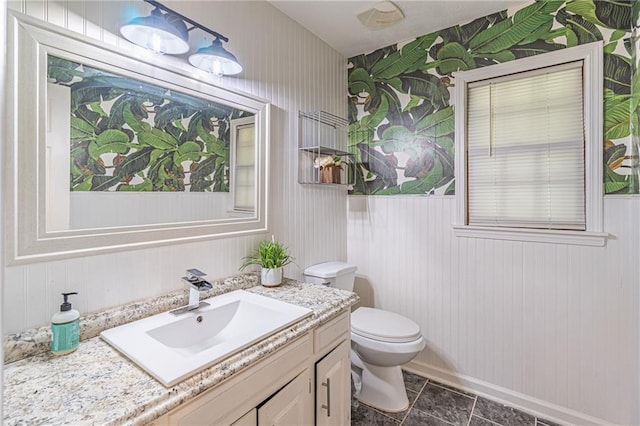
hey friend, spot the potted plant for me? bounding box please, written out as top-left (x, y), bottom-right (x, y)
top-left (240, 238), bottom-right (294, 287)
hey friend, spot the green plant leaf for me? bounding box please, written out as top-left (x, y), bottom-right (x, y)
top-left (435, 136), bottom-right (455, 165)
top-left (415, 107), bottom-right (455, 138)
top-left (604, 90), bottom-right (630, 140)
top-left (435, 42), bottom-right (476, 74)
top-left (604, 167), bottom-right (629, 194)
top-left (403, 96), bottom-right (422, 112)
top-left (359, 95), bottom-right (390, 132)
top-left (604, 53), bottom-right (631, 95)
top-left (593, 0), bottom-right (632, 30)
top-left (445, 180), bottom-right (455, 195)
top-left (196, 121), bottom-right (228, 158)
top-left (518, 18), bottom-right (554, 45)
top-left (394, 72), bottom-right (450, 110)
top-left (374, 84), bottom-right (410, 129)
top-left (375, 159), bottom-right (445, 195)
top-left (603, 42), bottom-right (617, 54)
top-left (566, 0), bottom-right (603, 25)
top-left (544, 27), bottom-right (569, 42)
top-left (114, 147), bottom-right (153, 178)
top-left (468, 18), bottom-right (513, 52)
top-left (71, 116), bottom-right (95, 142)
top-left (370, 33), bottom-right (437, 80)
top-left (137, 128), bottom-right (179, 150)
top-left (190, 155), bottom-right (218, 181)
top-left (47, 55), bottom-right (81, 83)
top-left (90, 175), bottom-right (122, 191)
top-left (349, 67), bottom-right (377, 97)
top-left (95, 129), bottom-right (130, 146)
top-left (605, 180), bottom-right (630, 193)
top-left (74, 176), bottom-right (93, 191)
top-left (155, 103), bottom-right (197, 130)
top-left (173, 141), bottom-right (205, 165)
top-left (469, 2), bottom-right (561, 54)
top-left (356, 143), bottom-right (397, 188)
top-left (605, 142), bottom-right (628, 166)
top-left (440, 12), bottom-right (507, 45)
top-left (477, 50), bottom-right (516, 62)
top-left (610, 29), bottom-right (627, 43)
top-left (88, 102), bottom-right (108, 117)
top-left (240, 240), bottom-right (294, 270)
top-left (123, 103), bottom-right (151, 134)
top-left (379, 126), bottom-right (418, 155)
top-left (555, 8), bottom-right (603, 45)
top-left (565, 28), bottom-right (579, 47)
top-left (88, 141), bottom-right (131, 159)
top-left (116, 178), bottom-right (153, 192)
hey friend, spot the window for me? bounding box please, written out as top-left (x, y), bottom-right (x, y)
top-left (453, 42), bottom-right (606, 246)
top-left (230, 117), bottom-right (256, 213)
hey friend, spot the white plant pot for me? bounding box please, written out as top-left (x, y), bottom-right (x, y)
top-left (261, 267), bottom-right (283, 287)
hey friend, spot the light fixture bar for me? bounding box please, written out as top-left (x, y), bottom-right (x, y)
top-left (121, 0), bottom-right (243, 75)
top-left (144, 0), bottom-right (228, 42)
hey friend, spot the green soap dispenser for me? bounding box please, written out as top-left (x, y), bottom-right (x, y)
top-left (51, 292), bottom-right (80, 356)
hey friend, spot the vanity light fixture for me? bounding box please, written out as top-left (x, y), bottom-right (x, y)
top-left (188, 38), bottom-right (243, 76)
top-left (120, 0), bottom-right (243, 76)
top-left (120, 7), bottom-right (190, 54)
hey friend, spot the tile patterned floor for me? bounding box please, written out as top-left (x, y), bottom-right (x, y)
top-left (351, 371), bottom-right (561, 426)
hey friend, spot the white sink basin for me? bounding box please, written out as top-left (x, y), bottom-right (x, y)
top-left (100, 290), bottom-right (313, 386)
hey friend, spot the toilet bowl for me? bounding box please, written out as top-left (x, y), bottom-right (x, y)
top-left (304, 262), bottom-right (426, 413)
top-left (350, 307), bottom-right (425, 412)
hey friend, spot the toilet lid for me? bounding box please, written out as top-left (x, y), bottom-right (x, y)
top-left (351, 307), bottom-right (422, 343)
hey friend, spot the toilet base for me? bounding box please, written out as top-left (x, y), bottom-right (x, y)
top-left (351, 350), bottom-right (409, 413)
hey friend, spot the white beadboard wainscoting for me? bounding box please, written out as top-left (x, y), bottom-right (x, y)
top-left (347, 195), bottom-right (640, 425)
top-left (3, 0), bottom-right (348, 333)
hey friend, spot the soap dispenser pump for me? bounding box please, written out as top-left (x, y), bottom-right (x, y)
top-left (51, 292), bottom-right (80, 356)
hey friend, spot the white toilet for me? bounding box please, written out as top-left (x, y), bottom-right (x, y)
top-left (304, 261), bottom-right (425, 413)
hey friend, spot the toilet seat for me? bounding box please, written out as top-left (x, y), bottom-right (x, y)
top-left (351, 307), bottom-right (421, 343)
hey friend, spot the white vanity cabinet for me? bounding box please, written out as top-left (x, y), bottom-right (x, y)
top-left (148, 309), bottom-right (351, 426)
top-left (315, 340), bottom-right (351, 426)
top-left (258, 369), bottom-right (313, 425)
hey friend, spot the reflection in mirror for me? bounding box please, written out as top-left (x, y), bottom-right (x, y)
top-left (6, 11), bottom-right (269, 263)
top-left (46, 55), bottom-right (256, 231)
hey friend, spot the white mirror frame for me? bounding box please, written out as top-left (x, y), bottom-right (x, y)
top-left (5, 11), bottom-right (270, 264)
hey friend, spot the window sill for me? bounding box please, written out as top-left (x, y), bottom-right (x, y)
top-left (452, 225), bottom-right (608, 247)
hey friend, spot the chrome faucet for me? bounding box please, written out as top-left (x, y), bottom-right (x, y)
top-left (171, 269), bottom-right (213, 315)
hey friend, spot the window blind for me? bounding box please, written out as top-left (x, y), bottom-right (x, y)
top-left (234, 124), bottom-right (255, 211)
top-left (466, 62), bottom-right (586, 230)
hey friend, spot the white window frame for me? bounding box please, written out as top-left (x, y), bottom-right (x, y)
top-left (230, 116), bottom-right (256, 214)
top-left (453, 41), bottom-right (607, 246)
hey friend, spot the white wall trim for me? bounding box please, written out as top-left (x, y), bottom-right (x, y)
top-left (404, 360), bottom-right (611, 426)
top-left (452, 225), bottom-right (608, 246)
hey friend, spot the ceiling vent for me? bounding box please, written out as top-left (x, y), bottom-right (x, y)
top-left (357, 1), bottom-right (405, 30)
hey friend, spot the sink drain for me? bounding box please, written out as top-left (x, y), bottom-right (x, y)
top-left (196, 315), bottom-right (203, 323)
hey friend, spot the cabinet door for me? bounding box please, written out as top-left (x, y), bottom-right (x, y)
top-left (316, 340), bottom-right (351, 426)
top-left (231, 409), bottom-right (257, 426)
top-left (258, 369), bottom-right (313, 426)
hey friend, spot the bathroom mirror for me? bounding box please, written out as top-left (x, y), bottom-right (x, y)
top-left (5, 12), bottom-right (270, 263)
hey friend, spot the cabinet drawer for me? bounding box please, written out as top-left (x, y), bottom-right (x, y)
top-left (166, 333), bottom-right (312, 425)
top-left (314, 310), bottom-right (349, 354)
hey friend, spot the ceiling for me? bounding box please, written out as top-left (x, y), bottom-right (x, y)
top-left (268, 0), bottom-right (527, 58)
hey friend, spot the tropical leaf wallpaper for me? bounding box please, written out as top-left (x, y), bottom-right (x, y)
top-left (47, 56), bottom-right (253, 192)
top-left (348, 0), bottom-right (639, 195)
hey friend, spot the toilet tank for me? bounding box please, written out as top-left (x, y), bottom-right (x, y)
top-left (304, 261), bottom-right (357, 291)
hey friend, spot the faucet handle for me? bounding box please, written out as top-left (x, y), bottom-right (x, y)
top-left (185, 268), bottom-right (206, 281)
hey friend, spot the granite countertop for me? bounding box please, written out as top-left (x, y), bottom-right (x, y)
top-left (3, 277), bottom-right (359, 425)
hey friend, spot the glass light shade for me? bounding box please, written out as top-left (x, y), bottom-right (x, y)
top-left (188, 39), bottom-right (243, 76)
top-left (120, 8), bottom-right (190, 55)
